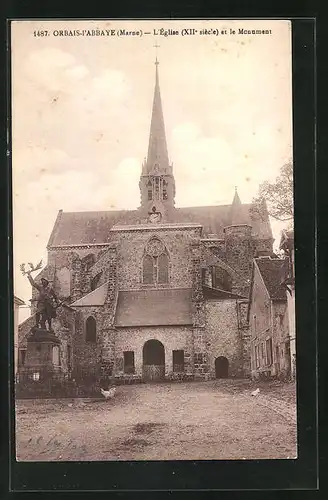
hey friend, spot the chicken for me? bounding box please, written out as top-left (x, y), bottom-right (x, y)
top-left (251, 388), bottom-right (260, 396)
top-left (100, 387), bottom-right (116, 400)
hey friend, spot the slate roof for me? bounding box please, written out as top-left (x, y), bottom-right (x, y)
top-left (174, 204), bottom-right (272, 239)
top-left (255, 257), bottom-right (287, 300)
top-left (115, 288), bottom-right (193, 327)
top-left (47, 210), bottom-right (141, 247)
top-left (70, 282), bottom-right (108, 307)
top-left (48, 204), bottom-right (272, 247)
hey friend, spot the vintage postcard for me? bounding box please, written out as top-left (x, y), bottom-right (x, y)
top-left (12, 19), bottom-right (296, 462)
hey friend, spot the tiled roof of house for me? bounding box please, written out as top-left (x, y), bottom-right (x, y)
top-left (115, 288), bottom-right (193, 327)
top-left (47, 204), bottom-right (272, 247)
top-left (255, 257), bottom-right (287, 300)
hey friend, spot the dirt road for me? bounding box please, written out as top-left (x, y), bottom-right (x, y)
top-left (15, 380), bottom-right (297, 461)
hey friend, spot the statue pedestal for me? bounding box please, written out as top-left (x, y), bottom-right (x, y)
top-left (28, 326), bottom-right (61, 345)
top-left (19, 327), bottom-right (62, 381)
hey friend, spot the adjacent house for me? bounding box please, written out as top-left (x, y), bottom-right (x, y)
top-left (279, 230), bottom-right (296, 379)
top-left (248, 256), bottom-right (291, 380)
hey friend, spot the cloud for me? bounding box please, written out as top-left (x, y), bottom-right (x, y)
top-left (66, 65), bottom-right (89, 80)
top-left (23, 48), bottom-right (89, 93)
top-left (12, 146), bottom-right (74, 187)
top-left (172, 122), bottom-right (235, 203)
top-left (91, 70), bottom-right (131, 102)
top-left (95, 157), bottom-right (141, 210)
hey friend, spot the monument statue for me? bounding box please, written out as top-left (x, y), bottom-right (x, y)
top-left (20, 260), bottom-right (59, 331)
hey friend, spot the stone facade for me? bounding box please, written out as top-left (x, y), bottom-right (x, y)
top-left (17, 61), bottom-right (277, 386)
top-left (205, 300), bottom-right (246, 378)
top-left (115, 326), bottom-right (193, 377)
top-left (18, 220), bottom-right (272, 383)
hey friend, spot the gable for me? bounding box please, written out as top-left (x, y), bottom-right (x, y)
top-left (248, 261), bottom-right (270, 320)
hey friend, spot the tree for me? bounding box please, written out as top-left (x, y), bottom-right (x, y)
top-left (253, 161), bottom-right (294, 222)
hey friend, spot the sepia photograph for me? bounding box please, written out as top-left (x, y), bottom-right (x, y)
top-left (12, 19), bottom-right (296, 462)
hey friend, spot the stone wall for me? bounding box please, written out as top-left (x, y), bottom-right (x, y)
top-left (46, 247), bottom-right (108, 301)
top-left (254, 238), bottom-right (274, 257)
top-left (114, 326), bottom-right (193, 377)
top-left (70, 306), bottom-right (102, 376)
top-left (100, 245), bottom-right (118, 376)
top-left (47, 247), bottom-right (105, 269)
top-left (112, 227), bottom-right (200, 290)
top-left (205, 299), bottom-right (244, 377)
top-left (191, 239), bottom-right (208, 378)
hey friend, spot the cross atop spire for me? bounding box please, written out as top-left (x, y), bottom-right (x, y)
top-left (154, 42), bottom-right (160, 66)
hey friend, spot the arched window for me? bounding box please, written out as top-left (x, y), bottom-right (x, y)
top-left (143, 238), bottom-right (170, 285)
top-left (158, 253), bottom-right (169, 283)
top-left (143, 255), bottom-right (154, 284)
top-left (91, 272), bottom-right (102, 291)
top-left (82, 254), bottom-right (95, 272)
top-left (86, 316), bottom-right (97, 343)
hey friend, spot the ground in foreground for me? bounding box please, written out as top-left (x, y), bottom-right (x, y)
top-left (15, 379), bottom-right (297, 461)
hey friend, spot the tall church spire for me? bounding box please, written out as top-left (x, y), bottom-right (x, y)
top-left (144, 59), bottom-right (170, 175)
top-left (139, 58), bottom-right (175, 217)
top-left (232, 186), bottom-right (242, 206)
top-left (230, 187), bottom-right (248, 225)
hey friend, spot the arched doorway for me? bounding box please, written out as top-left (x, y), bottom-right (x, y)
top-left (215, 356), bottom-right (229, 378)
top-left (143, 340), bottom-right (165, 381)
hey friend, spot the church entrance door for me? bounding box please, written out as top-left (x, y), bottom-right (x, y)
top-left (142, 339), bottom-right (165, 382)
top-left (215, 356), bottom-right (229, 378)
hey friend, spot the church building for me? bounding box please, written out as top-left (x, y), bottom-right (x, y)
top-left (18, 61), bottom-right (274, 384)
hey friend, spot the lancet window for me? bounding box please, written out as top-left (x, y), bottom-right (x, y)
top-left (142, 238), bottom-right (169, 285)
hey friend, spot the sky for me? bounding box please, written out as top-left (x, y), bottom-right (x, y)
top-left (11, 20), bottom-right (293, 321)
